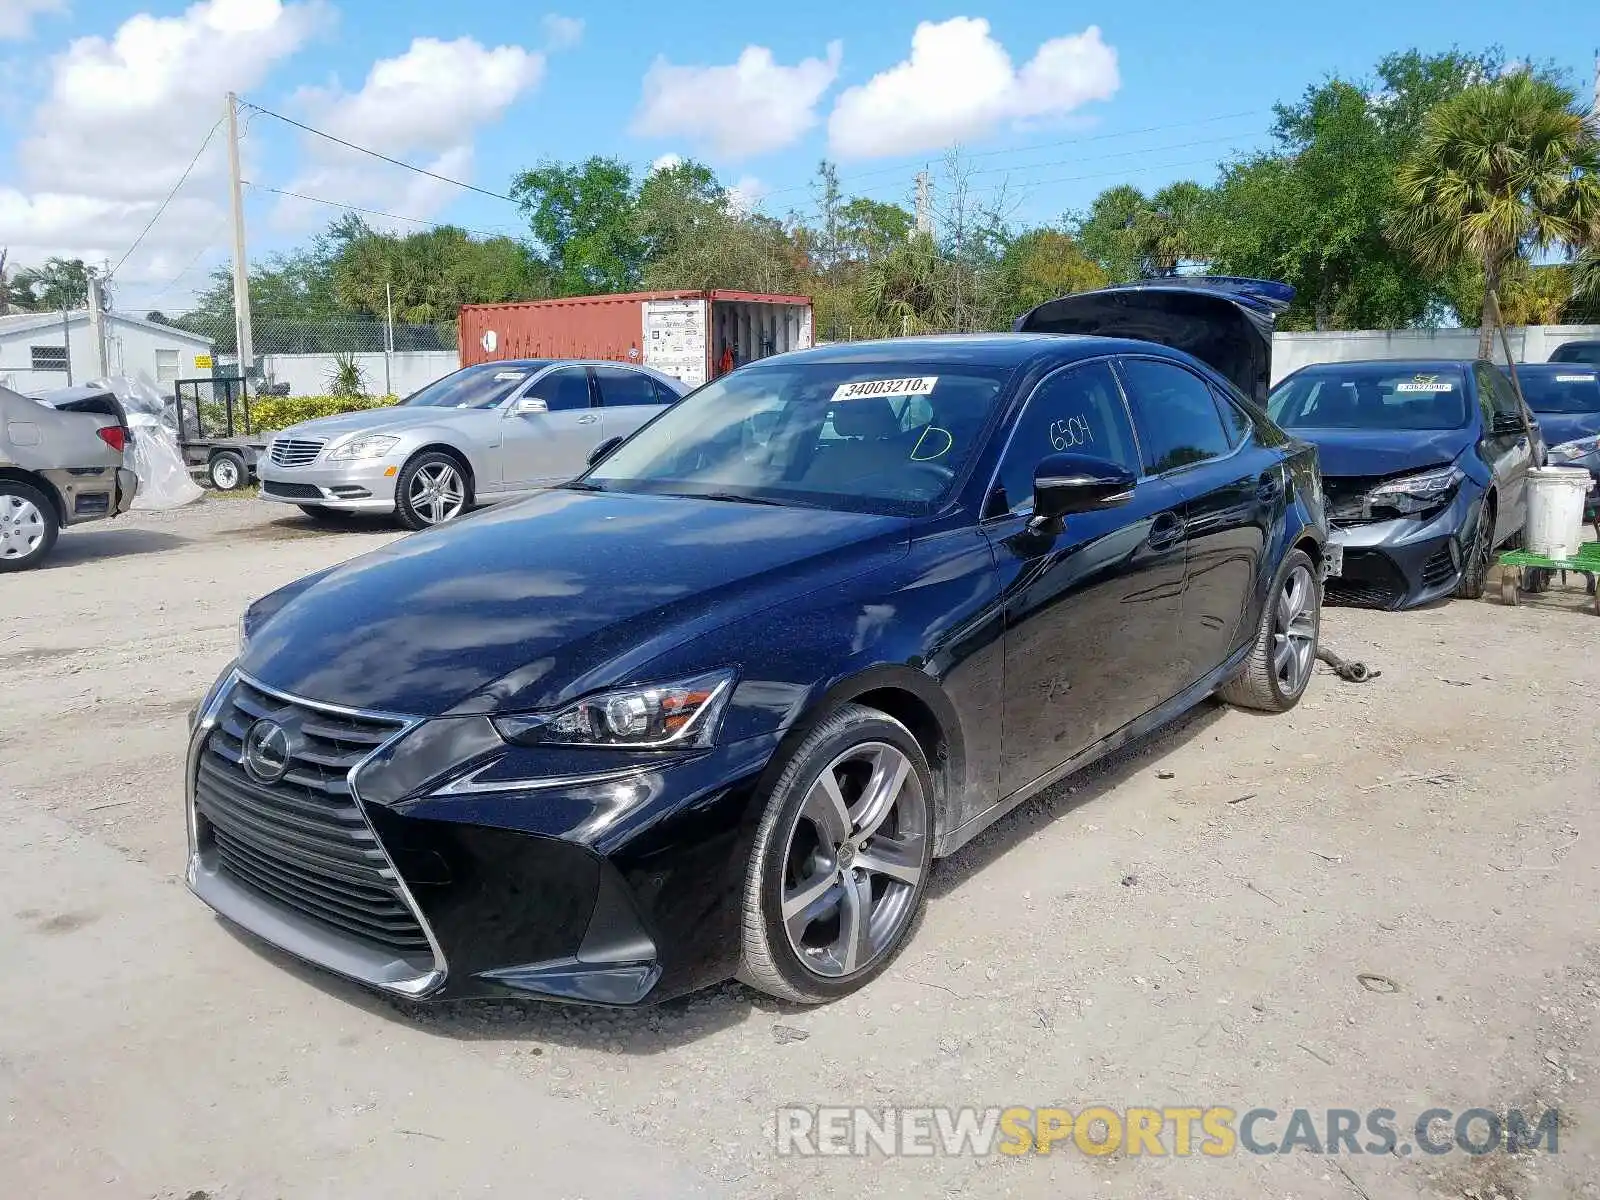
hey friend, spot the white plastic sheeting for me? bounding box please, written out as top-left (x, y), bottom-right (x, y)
top-left (92, 375), bottom-right (204, 511)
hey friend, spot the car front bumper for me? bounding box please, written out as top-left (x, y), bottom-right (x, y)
top-left (257, 456), bottom-right (400, 513)
top-left (1324, 483), bottom-right (1482, 610)
top-left (184, 670), bottom-right (775, 1006)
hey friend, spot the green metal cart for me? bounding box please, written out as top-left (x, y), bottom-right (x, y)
top-left (1498, 538), bottom-right (1600, 613)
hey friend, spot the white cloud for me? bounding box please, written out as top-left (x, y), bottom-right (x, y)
top-left (0, 0), bottom-right (324, 290)
top-left (726, 175), bottom-right (768, 214)
top-left (541, 13), bottom-right (583, 50)
top-left (827, 18), bottom-right (1118, 159)
top-left (649, 152), bottom-right (683, 174)
top-left (632, 41), bottom-right (842, 159)
top-left (274, 36), bottom-right (544, 236)
top-left (0, 0), bottom-right (66, 40)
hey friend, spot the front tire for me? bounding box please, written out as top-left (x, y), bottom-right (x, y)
top-left (1455, 497), bottom-right (1494, 600)
top-left (394, 451), bottom-right (470, 530)
top-left (0, 481), bottom-right (60, 573)
top-left (739, 704), bottom-right (934, 1004)
top-left (1219, 548), bottom-right (1320, 713)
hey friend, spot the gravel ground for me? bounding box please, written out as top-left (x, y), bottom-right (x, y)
top-left (3, 496), bottom-right (1598, 1199)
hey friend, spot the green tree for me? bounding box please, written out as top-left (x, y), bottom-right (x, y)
top-left (997, 229), bottom-right (1109, 317)
top-left (9, 256), bottom-right (99, 310)
top-left (510, 156), bottom-right (644, 294)
top-left (1393, 71), bottom-right (1600, 356)
top-left (1073, 183), bottom-right (1206, 281)
top-left (836, 198), bottom-right (914, 263)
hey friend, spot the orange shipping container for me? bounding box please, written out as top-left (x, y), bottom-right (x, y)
top-left (459, 290), bottom-right (813, 391)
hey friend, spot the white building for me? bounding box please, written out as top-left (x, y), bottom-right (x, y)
top-left (0, 309), bottom-right (215, 395)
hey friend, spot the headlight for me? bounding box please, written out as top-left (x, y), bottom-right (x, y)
top-left (1367, 464), bottom-right (1463, 516)
top-left (327, 434), bottom-right (399, 461)
top-left (1546, 435), bottom-right (1600, 464)
top-left (492, 669), bottom-right (736, 749)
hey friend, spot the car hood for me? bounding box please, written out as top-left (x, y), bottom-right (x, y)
top-left (1289, 426), bottom-right (1472, 479)
top-left (281, 406), bottom-right (462, 439)
top-left (239, 490), bottom-right (909, 716)
top-left (1534, 412), bottom-right (1600, 447)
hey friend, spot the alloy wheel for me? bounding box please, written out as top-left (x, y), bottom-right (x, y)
top-left (407, 462), bottom-right (465, 525)
top-left (0, 493), bottom-right (47, 561)
top-left (779, 742), bottom-right (928, 979)
top-left (1272, 563), bottom-right (1317, 695)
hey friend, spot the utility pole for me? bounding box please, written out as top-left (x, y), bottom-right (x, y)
top-left (60, 306), bottom-right (73, 386)
top-left (87, 275), bottom-right (110, 379)
top-left (914, 170), bottom-right (931, 236)
top-left (225, 92), bottom-right (255, 393)
top-left (384, 281), bottom-right (394, 397)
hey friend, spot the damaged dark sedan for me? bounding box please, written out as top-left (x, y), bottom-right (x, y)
top-left (186, 279), bottom-right (1326, 1007)
top-left (1268, 359), bottom-right (1541, 609)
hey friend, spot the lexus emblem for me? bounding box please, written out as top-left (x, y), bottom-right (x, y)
top-left (243, 719), bottom-right (292, 783)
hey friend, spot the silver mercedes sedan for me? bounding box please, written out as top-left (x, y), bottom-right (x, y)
top-left (256, 359), bottom-right (689, 528)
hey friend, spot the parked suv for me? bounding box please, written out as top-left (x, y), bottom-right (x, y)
top-left (187, 280), bottom-right (1326, 1007)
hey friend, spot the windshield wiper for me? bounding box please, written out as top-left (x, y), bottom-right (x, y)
top-left (564, 480), bottom-right (607, 492)
top-left (691, 491), bottom-right (784, 507)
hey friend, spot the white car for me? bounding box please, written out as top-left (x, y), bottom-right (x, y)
top-left (257, 359), bottom-right (688, 528)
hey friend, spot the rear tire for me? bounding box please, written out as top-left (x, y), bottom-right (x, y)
top-left (0, 481), bottom-right (60, 573)
top-left (1219, 548), bottom-right (1320, 713)
top-left (738, 704), bottom-right (934, 1004)
top-left (1455, 498), bottom-right (1494, 600)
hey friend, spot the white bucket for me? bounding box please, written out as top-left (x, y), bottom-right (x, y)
top-left (1524, 466), bottom-right (1594, 559)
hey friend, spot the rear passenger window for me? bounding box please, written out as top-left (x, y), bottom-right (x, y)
top-left (592, 366), bottom-right (663, 408)
top-left (1210, 387), bottom-right (1253, 446)
top-left (995, 361), bottom-right (1139, 513)
top-left (527, 366), bottom-right (591, 411)
top-left (1119, 358), bottom-right (1232, 473)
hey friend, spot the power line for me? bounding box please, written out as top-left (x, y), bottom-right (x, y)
top-left (965, 130), bottom-right (1266, 179)
top-left (239, 99), bottom-right (519, 203)
top-left (759, 108), bottom-right (1270, 201)
top-left (242, 180), bottom-right (523, 240)
top-left (108, 118), bottom-right (223, 280)
top-left (140, 221), bottom-right (231, 304)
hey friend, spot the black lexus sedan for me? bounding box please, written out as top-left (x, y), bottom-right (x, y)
top-left (186, 281), bottom-right (1326, 1007)
top-left (1268, 359), bottom-right (1540, 609)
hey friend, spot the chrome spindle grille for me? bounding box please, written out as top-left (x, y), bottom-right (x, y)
top-left (194, 678), bottom-right (430, 959)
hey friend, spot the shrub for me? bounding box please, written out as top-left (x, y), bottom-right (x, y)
top-left (327, 352), bottom-right (369, 399)
top-left (249, 393), bottom-right (399, 433)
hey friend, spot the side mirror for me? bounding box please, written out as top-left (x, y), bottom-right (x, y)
top-left (1032, 453), bottom-right (1137, 523)
top-left (587, 436), bottom-right (623, 466)
top-left (511, 396), bottom-right (548, 417)
top-left (1490, 413), bottom-right (1525, 436)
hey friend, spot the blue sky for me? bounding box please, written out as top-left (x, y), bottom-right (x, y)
top-left (1, 0), bottom-right (1595, 313)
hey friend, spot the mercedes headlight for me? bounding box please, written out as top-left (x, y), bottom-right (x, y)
top-left (1546, 435), bottom-right (1600, 465)
top-left (1367, 464), bottom-right (1464, 515)
top-left (327, 434), bottom-right (399, 461)
top-left (492, 669), bottom-right (736, 749)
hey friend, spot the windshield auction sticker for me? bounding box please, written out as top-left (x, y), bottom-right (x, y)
top-left (1555, 375), bottom-right (1596, 383)
top-left (1395, 380), bottom-right (1454, 392)
top-left (832, 376), bottom-right (938, 402)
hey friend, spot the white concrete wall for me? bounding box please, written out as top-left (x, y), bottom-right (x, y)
top-left (1271, 324), bottom-right (1600, 384)
top-left (260, 351), bottom-right (460, 398)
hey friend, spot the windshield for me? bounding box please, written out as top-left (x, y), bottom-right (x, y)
top-left (1518, 369), bottom-right (1600, 414)
top-left (582, 361), bottom-right (1012, 514)
top-left (1550, 342), bottom-right (1600, 365)
top-left (401, 363), bottom-right (548, 408)
top-left (1269, 366), bottom-right (1468, 430)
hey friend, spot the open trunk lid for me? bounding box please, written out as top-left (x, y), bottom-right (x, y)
top-left (1013, 276), bottom-right (1294, 405)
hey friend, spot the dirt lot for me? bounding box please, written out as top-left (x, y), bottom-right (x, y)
top-left (3, 497), bottom-right (1598, 1199)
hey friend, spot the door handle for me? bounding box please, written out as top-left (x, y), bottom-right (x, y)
top-left (1148, 512), bottom-right (1185, 550)
top-left (577, 414), bottom-right (599, 425)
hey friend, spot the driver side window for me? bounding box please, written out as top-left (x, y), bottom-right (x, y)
top-left (525, 366), bottom-right (592, 412)
top-left (995, 361), bottom-right (1139, 513)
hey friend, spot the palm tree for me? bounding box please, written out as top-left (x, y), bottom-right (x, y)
top-left (1392, 72), bottom-right (1600, 358)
